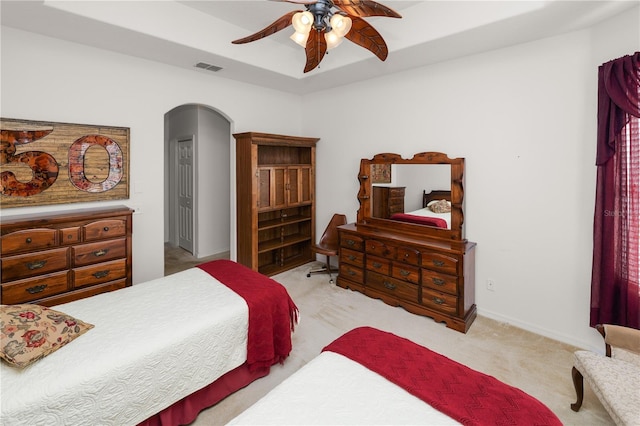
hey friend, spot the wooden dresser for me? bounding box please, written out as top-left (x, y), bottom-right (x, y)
top-left (372, 186), bottom-right (405, 218)
top-left (337, 223), bottom-right (476, 333)
top-left (1, 205), bottom-right (133, 306)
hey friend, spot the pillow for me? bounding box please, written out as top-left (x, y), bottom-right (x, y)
top-left (427, 199), bottom-right (451, 213)
top-left (0, 304), bottom-right (94, 368)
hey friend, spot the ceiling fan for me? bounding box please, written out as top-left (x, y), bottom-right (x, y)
top-left (232, 0), bottom-right (402, 73)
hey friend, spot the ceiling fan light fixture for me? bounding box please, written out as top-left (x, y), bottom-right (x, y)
top-left (292, 11), bottom-right (313, 33)
top-left (329, 14), bottom-right (352, 37)
top-left (324, 31), bottom-right (344, 50)
top-left (290, 31), bottom-right (310, 47)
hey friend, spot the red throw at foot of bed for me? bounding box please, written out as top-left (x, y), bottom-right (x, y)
top-left (323, 327), bottom-right (562, 426)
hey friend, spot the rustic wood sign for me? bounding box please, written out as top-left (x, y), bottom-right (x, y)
top-left (0, 118), bottom-right (129, 208)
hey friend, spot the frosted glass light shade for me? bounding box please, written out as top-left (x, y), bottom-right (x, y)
top-left (292, 11), bottom-right (313, 32)
top-left (330, 14), bottom-right (352, 37)
top-left (290, 31), bottom-right (309, 47)
top-left (325, 31), bottom-right (344, 50)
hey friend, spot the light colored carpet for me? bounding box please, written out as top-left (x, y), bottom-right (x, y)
top-left (164, 249), bottom-right (612, 425)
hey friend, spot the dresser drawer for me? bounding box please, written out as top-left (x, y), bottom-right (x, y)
top-left (422, 269), bottom-right (458, 295)
top-left (368, 271), bottom-right (418, 302)
top-left (365, 239), bottom-right (394, 257)
top-left (388, 204), bottom-right (404, 215)
top-left (83, 218), bottom-right (127, 241)
top-left (1, 271), bottom-right (69, 304)
top-left (396, 246), bottom-right (420, 266)
top-left (1, 228), bottom-right (58, 255)
top-left (35, 279), bottom-right (128, 307)
top-left (340, 233), bottom-right (364, 251)
top-left (366, 255), bottom-right (390, 275)
top-left (73, 259), bottom-right (127, 288)
top-left (422, 287), bottom-right (458, 315)
top-left (73, 238), bottom-right (127, 267)
top-left (387, 188), bottom-right (405, 197)
top-left (339, 263), bottom-right (364, 284)
top-left (340, 248), bottom-right (364, 267)
top-left (60, 227), bottom-right (81, 245)
top-left (1, 247), bottom-right (70, 281)
top-left (421, 252), bottom-right (459, 275)
top-left (392, 262), bottom-right (420, 285)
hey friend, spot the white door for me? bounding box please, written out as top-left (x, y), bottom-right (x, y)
top-left (178, 138), bottom-right (194, 253)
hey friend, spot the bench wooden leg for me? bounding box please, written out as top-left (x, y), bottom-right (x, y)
top-left (571, 366), bottom-right (584, 412)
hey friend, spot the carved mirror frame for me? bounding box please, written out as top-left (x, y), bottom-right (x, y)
top-left (357, 152), bottom-right (466, 241)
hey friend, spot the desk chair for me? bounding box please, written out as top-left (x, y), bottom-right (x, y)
top-left (307, 214), bottom-right (347, 283)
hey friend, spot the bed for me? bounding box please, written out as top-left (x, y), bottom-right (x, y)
top-left (0, 259), bottom-right (298, 426)
top-left (390, 189), bottom-right (451, 228)
top-left (228, 327), bottom-right (562, 425)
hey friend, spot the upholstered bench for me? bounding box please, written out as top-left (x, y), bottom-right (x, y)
top-left (571, 324), bottom-right (640, 425)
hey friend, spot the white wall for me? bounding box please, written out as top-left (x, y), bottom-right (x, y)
top-left (1, 27), bottom-right (303, 285)
top-left (1, 6), bottom-right (638, 351)
top-left (196, 106), bottom-right (231, 258)
top-left (304, 7), bottom-right (639, 351)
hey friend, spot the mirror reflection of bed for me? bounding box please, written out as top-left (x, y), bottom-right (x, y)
top-left (371, 164), bottom-right (452, 229)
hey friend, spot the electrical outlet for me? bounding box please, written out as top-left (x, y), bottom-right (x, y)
top-left (487, 279), bottom-right (496, 291)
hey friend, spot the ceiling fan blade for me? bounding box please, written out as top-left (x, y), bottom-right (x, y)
top-left (232, 10), bottom-right (299, 44)
top-left (344, 16), bottom-right (388, 61)
top-left (304, 29), bottom-right (327, 73)
top-left (333, 0), bottom-right (401, 18)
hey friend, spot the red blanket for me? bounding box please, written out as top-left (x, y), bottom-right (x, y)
top-left (390, 213), bottom-right (448, 228)
top-left (323, 327), bottom-right (562, 426)
top-left (197, 260), bottom-right (298, 371)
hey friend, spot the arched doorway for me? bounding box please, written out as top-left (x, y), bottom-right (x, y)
top-left (164, 104), bottom-right (231, 268)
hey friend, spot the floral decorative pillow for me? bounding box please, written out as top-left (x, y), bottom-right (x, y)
top-left (427, 199), bottom-right (451, 213)
top-left (0, 304), bottom-right (94, 368)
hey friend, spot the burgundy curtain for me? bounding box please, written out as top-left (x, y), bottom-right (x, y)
top-left (591, 52), bottom-right (640, 328)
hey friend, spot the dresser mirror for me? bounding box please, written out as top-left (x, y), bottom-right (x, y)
top-left (357, 152), bottom-right (465, 241)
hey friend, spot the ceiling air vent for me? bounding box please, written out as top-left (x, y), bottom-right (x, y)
top-left (194, 62), bottom-right (222, 72)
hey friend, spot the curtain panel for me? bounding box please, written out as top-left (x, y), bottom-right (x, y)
top-left (591, 52), bottom-right (640, 329)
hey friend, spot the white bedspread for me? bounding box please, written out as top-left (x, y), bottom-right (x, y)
top-left (1, 268), bottom-right (248, 426)
top-left (228, 351), bottom-right (460, 425)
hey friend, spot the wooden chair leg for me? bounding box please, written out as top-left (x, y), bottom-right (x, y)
top-left (570, 366), bottom-right (584, 412)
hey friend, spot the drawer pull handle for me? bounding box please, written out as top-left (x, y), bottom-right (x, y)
top-left (433, 297), bottom-right (445, 305)
top-left (348, 270), bottom-right (356, 276)
top-left (26, 238), bottom-right (32, 244)
top-left (432, 260), bottom-right (445, 267)
top-left (400, 269), bottom-right (410, 277)
top-left (92, 270), bottom-right (110, 279)
top-left (103, 226), bottom-right (110, 232)
top-left (346, 239), bottom-right (356, 246)
top-left (432, 278), bottom-right (445, 286)
top-left (26, 284), bottom-right (47, 294)
top-left (348, 255), bottom-right (356, 261)
top-left (404, 253), bottom-right (409, 258)
top-left (373, 262), bottom-right (382, 269)
top-left (27, 260), bottom-right (46, 270)
top-left (93, 249), bottom-right (109, 257)
top-left (383, 281), bottom-right (396, 290)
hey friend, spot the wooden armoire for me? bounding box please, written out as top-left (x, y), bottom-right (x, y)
top-left (234, 132), bottom-right (319, 276)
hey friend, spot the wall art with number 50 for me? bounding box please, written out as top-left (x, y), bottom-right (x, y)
top-left (0, 118), bottom-right (129, 208)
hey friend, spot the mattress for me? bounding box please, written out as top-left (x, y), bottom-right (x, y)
top-left (0, 267), bottom-right (249, 426)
